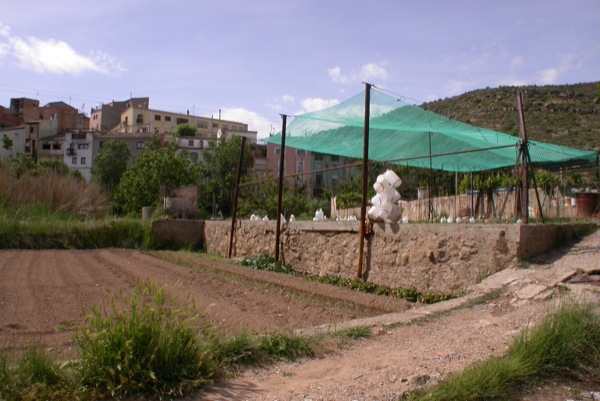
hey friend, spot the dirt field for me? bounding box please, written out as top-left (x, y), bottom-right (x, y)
top-left (1, 229), bottom-right (599, 401)
top-left (0, 248), bottom-right (412, 355)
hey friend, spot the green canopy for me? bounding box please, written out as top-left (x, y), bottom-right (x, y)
top-left (266, 89), bottom-right (598, 172)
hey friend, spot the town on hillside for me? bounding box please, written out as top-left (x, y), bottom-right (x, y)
top-left (0, 96), bottom-right (356, 198)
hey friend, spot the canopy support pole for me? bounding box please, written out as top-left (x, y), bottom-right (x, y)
top-left (275, 115), bottom-right (287, 263)
top-left (228, 136), bottom-right (247, 258)
top-left (357, 83), bottom-right (371, 279)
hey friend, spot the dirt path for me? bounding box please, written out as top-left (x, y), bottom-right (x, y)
top-left (197, 229), bottom-right (600, 401)
top-left (0, 229), bottom-right (599, 400)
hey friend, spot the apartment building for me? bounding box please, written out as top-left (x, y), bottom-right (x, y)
top-left (266, 142), bottom-right (360, 197)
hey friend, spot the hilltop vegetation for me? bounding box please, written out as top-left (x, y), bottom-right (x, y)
top-left (422, 81), bottom-right (600, 151)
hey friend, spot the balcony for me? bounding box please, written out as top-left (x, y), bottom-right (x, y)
top-left (66, 148), bottom-right (76, 156)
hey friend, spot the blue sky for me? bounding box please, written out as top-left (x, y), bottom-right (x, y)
top-left (1, 0), bottom-right (598, 139)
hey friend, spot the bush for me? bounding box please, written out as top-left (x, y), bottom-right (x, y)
top-left (75, 281), bottom-right (218, 398)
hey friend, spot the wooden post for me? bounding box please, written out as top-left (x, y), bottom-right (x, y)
top-left (275, 115), bottom-right (287, 262)
top-left (517, 91), bottom-right (529, 223)
top-left (228, 136), bottom-right (246, 258)
top-left (357, 83), bottom-right (371, 279)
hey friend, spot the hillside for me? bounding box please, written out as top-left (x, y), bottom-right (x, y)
top-left (421, 82), bottom-right (600, 151)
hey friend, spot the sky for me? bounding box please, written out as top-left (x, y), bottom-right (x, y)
top-left (1, 0), bottom-right (598, 139)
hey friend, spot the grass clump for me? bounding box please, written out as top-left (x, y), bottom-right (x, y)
top-left (0, 345), bottom-right (76, 401)
top-left (403, 301), bottom-right (600, 401)
top-left (75, 281), bottom-right (217, 399)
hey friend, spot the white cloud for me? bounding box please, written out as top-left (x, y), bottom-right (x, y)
top-left (0, 23), bottom-right (125, 75)
top-left (282, 94), bottom-right (294, 103)
top-left (300, 97), bottom-right (340, 113)
top-left (218, 107), bottom-right (278, 140)
top-left (0, 23), bottom-right (10, 37)
top-left (360, 63), bottom-right (388, 81)
top-left (328, 63), bottom-right (388, 86)
top-left (537, 53), bottom-right (575, 85)
top-left (443, 80), bottom-right (473, 96)
top-left (538, 68), bottom-right (559, 85)
top-left (328, 66), bottom-right (350, 84)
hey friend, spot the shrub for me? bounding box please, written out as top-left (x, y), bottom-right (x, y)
top-left (75, 281), bottom-right (218, 398)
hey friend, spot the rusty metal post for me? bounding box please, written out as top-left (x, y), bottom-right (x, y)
top-left (228, 135), bottom-right (247, 258)
top-left (517, 91), bottom-right (529, 223)
top-left (357, 83), bottom-right (371, 279)
top-left (275, 114), bottom-right (287, 262)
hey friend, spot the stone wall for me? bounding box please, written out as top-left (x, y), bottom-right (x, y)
top-left (153, 219), bottom-right (597, 295)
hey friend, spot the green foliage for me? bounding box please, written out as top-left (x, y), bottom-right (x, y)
top-left (92, 140), bottom-right (131, 193)
top-left (75, 281), bottom-right (217, 398)
top-left (175, 124), bottom-right (197, 137)
top-left (197, 136), bottom-right (252, 218)
top-left (422, 82), bottom-right (600, 151)
top-left (0, 345), bottom-right (75, 401)
top-left (238, 173), bottom-right (324, 220)
top-left (240, 255), bottom-right (293, 274)
top-left (2, 134), bottom-right (13, 151)
top-left (534, 169), bottom-right (561, 196)
top-left (113, 143), bottom-right (200, 215)
top-left (335, 177), bottom-right (362, 209)
top-left (306, 274), bottom-right (455, 303)
top-left (0, 217), bottom-right (151, 249)
top-left (404, 302), bottom-right (600, 401)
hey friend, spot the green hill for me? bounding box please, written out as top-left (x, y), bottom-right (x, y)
top-left (421, 82), bottom-right (600, 151)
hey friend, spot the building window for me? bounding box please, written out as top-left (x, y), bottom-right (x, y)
top-left (296, 149), bottom-right (305, 156)
top-left (80, 157), bottom-right (86, 164)
top-left (137, 142), bottom-right (145, 149)
top-left (78, 143), bottom-right (89, 150)
top-left (176, 118), bottom-right (189, 125)
top-left (197, 121), bottom-right (207, 128)
top-left (72, 157), bottom-right (77, 164)
top-left (274, 148), bottom-right (281, 156)
top-left (165, 116), bottom-right (171, 122)
top-left (188, 139), bottom-right (194, 146)
top-left (331, 155), bottom-right (339, 162)
top-left (41, 143), bottom-right (51, 150)
top-left (154, 114), bottom-right (161, 121)
top-left (314, 153), bottom-right (323, 160)
top-left (52, 143), bottom-right (61, 150)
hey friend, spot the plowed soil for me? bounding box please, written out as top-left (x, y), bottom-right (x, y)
top-left (0, 248), bottom-right (412, 357)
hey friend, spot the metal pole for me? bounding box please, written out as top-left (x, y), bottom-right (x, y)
top-left (228, 136), bottom-right (246, 258)
top-left (275, 115), bottom-right (287, 262)
top-left (357, 83), bottom-right (371, 279)
top-left (518, 91), bottom-right (529, 224)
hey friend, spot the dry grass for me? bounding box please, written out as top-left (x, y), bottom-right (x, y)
top-left (0, 165), bottom-right (110, 218)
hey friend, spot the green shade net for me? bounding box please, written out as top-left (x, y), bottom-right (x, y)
top-left (266, 89), bottom-right (598, 172)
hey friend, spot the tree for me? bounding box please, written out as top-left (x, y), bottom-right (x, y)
top-left (2, 134), bottom-right (13, 152)
top-left (174, 124), bottom-right (197, 137)
top-left (197, 136), bottom-right (252, 218)
top-left (91, 140), bottom-right (131, 193)
top-left (112, 143), bottom-right (200, 215)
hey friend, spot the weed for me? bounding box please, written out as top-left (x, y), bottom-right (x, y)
top-left (403, 301), bottom-right (600, 401)
top-left (75, 281), bottom-right (217, 398)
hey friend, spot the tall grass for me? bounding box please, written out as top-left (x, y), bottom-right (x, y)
top-left (0, 165), bottom-right (109, 218)
top-left (0, 217), bottom-right (151, 249)
top-left (404, 301), bottom-right (600, 401)
top-left (75, 281), bottom-right (216, 398)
